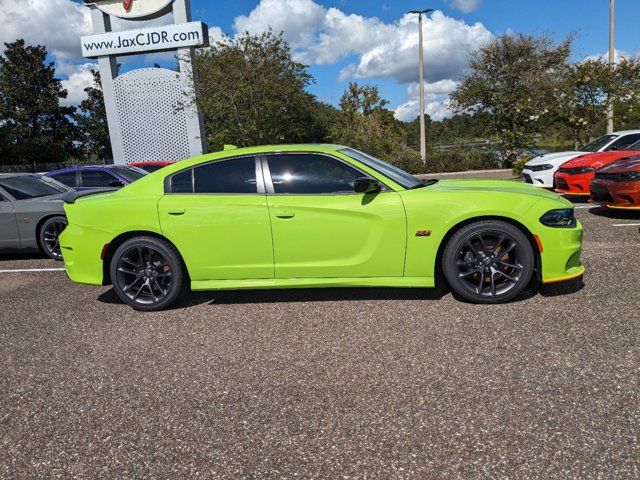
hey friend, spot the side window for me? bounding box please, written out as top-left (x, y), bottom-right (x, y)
top-left (608, 133), bottom-right (640, 150)
top-left (266, 153), bottom-right (361, 194)
top-left (81, 170), bottom-right (118, 188)
top-left (193, 157), bottom-right (257, 194)
top-left (51, 171), bottom-right (77, 188)
top-left (0, 192), bottom-right (6, 202)
top-left (171, 169), bottom-right (193, 193)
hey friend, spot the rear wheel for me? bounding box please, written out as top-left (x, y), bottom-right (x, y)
top-left (110, 236), bottom-right (186, 311)
top-left (39, 216), bottom-right (67, 260)
top-left (442, 221), bottom-right (534, 304)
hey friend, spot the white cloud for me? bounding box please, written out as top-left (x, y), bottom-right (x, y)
top-left (233, 2), bottom-right (493, 85)
top-left (394, 80), bottom-right (458, 121)
top-left (583, 49), bottom-right (630, 63)
top-left (450, 0), bottom-right (482, 13)
top-left (0, 0), bottom-right (92, 60)
top-left (60, 62), bottom-right (97, 106)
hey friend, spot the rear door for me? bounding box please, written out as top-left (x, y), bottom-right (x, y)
top-left (158, 156), bottom-right (274, 281)
top-left (0, 190), bottom-right (21, 249)
top-left (263, 152), bottom-right (406, 279)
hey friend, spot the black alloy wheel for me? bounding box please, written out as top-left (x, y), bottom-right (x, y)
top-left (110, 236), bottom-right (186, 311)
top-left (443, 221), bottom-right (534, 304)
top-left (40, 216), bottom-right (68, 260)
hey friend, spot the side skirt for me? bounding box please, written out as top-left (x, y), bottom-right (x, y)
top-left (191, 276), bottom-right (435, 291)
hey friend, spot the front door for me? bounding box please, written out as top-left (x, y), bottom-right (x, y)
top-left (263, 152), bottom-right (406, 279)
top-left (158, 156), bottom-right (274, 281)
top-left (0, 191), bottom-right (20, 249)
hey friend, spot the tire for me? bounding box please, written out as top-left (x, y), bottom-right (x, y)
top-left (110, 236), bottom-right (187, 311)
top-left (442, 220), bottom-right (534, 304)
top-left (39, 215), bottom-right (67, 260)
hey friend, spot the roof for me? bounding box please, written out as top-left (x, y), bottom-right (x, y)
top-left (612, 130), bottom-right (640, 135)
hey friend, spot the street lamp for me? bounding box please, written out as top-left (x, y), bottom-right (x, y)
top-left (607, 0), bottom-right (615, 134)
top-left (408, 8), bottom-right (434, 164)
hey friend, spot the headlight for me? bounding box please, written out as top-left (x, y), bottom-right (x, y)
top-left (623, 171), bottom-right (640, 180)
top-left (540, 209), bottom-right (577, 228)
top-left (525, 164), bottom-right (554, 172)
top-left (576, 166), bottom-right (595, 173)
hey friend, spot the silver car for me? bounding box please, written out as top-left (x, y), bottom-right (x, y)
top-left (0, 173), bottom-right (72, 260)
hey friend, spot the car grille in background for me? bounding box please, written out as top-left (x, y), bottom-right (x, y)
top-left (555, 177), bottom-right (569, 190)
top-left (594, 172), bottom-right (637, 182)
top-left (523, 173), bottom-right (533, 184)
top-left (590, 185), bottom-right (614, 204)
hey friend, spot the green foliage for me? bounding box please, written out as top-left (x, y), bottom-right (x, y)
top-left (451, 33), bottom-right (572, 165)
top-left (0, 40), bottom-right (78, 164)
top-left (330, 82), bottom-right (403, 161)
top-left (194, 31), bottom-right (328, 151)
top-left (74, 69), bottom-right (112, 160)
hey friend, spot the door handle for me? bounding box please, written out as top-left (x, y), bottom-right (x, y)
top-left (275, 210), bottom-right (295, 219)
top-left (168, 209), bottom-right (186, 216)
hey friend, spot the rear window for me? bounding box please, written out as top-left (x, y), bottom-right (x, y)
top-left (0, 175), bottom-right (67, 200)
top-left (50, 171), bottom-right (77, 187)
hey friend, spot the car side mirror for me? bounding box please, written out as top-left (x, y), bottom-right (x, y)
top-left (109, 180), bottom-right (125, 187)
top-left (353, 177), bottom-right (380, 194)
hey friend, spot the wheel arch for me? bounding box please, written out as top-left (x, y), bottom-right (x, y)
top-left (101, 230), bottom-right (189, 286)
top-left (434, 215), bottom-right (542, 287)
top-left (35, 213), bottom-right (67, 253)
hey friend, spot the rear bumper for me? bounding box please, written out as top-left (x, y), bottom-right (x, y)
top-left (59, 223), bottom-right (110, 286)
top-left (538, 221), bottom-right (585, 284)
top-left (590, 179), bottom-right (640, 208)
top-left (553, 172), bottom-right (593, 196)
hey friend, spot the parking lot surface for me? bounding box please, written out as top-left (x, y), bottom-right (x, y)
top-left (1, 173), bottom-right (639, 478)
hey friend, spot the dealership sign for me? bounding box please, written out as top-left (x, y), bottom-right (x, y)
top-left (85, 0), bottom-right (174, 19)
top-left (81, 21), bottom-right (208, 57)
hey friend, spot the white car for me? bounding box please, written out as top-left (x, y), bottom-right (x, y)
top-left (522, 130), bottom-right (640, 188)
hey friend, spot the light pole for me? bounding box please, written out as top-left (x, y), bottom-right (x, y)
top-left (607, 0), bottom-right (615, 134)
top-left (408, 8), bottom-right (433, 164)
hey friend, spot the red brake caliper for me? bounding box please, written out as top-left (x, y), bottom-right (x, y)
top-left (123, 0), bottom-right (133, 11)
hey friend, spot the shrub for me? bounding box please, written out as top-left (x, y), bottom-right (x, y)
top-left (389, 146), bottom-right (500, 174)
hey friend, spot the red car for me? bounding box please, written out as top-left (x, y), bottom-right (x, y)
top-left (590, 155), bottom-right (640, 210)
top-left (128, 161), bottom-right (174, 173)
top-left (554, 141), bottom-right (640, 196)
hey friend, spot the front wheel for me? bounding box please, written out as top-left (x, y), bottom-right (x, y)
top-left (442, 221), bottom-right (535, 304)
top-left (110, 236), bottom-right (187, 311)
top-left (39, 216), bottom-right (67, 260)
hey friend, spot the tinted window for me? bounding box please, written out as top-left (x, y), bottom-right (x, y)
top-left (81, 170), bottom-right (118, 188)
top-left (171, 169), bottom-right (193, 193)
top-left (609, 133), bottom-right (640, 150)
top-left (140, 164), bottom-right (164, 173)
top-left (339, 148), bottom-right (422, 189)
top-left (583, 134), bottom-right (617, 152)
top-left (267, 153), bottom-right (361, 194)
top-left (0, 192), bottom-right (6, 201)
top-left (51, 171), bottom-right (77, 187)
top-left (112, 166), bottom-right (146, 183)
top-left (193, 157), bottom-right (257, 194)
top-left (0, 175), bottom-right (67, 200)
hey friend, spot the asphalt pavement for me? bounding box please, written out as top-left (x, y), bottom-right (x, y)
top-left (1, 173), bottom-right (639, 478)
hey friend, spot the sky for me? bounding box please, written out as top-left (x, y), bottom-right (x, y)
top-left (0, 0), bottom-right (638, 122)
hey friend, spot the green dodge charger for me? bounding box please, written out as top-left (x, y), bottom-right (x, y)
top-left (59, 144), bottom-right (584, 311)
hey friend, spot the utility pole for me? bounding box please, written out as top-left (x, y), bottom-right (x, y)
top-left (607, 0), bottom-right (615, 134)
top-left (408, 8), bottom-right (434, 164)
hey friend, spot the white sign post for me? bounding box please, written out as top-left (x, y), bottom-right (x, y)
top-left (82, 0), bottom-right (208, 164)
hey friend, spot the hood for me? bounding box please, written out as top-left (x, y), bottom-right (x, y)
top-left (526, 151), bottom-right (585, 167)
top-left (428, 179), bottom-right (570, 203)
top-left (598, 155), bottom-right (640, 174)
top-left (562, 150), bottom-right (640, 169)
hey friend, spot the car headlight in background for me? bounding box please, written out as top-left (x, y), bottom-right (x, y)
top-left (622, 171), bottom-right (640, 180)
top-left (524, 164), bottom-right (554, 172)
top-left (540, 209), bottom-right (577, 228)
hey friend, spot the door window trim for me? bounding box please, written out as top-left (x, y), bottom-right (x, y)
top-left (259, 152), bottom-right (390, 196)
top-left (164, 155), bottom-right (264, 195)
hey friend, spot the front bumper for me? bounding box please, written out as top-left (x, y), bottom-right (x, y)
top-left (554, 172), bottom-right (593, 196)
top-left (590, 179), bottom-right (640, 208)
top-left (59, 223), bottom-right (111, 286)
top-left (522, 168), bottom-right (554, 188)
top-left (538, 221), bottom-right (585, 284)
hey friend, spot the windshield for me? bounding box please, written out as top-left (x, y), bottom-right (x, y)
top-left (583, 134), bottom-right (618, 152)
top-left (339, 148), bottom-right (423, 189)
top-left (110, 166), bottom-right (147, 183)
top-left (0, 175), bottom-right (69, 200)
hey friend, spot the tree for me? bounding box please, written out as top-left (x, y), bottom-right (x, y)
top-left (331, 82), bottom-right (402, 161)
top-left (0, 39), bottom-right (78, 165)
top-left (193, 31), bottom-right (324, 150)
top-left (451, 33), bottom-right (572, 165)
top-left (74, 69), bottom-right (112, 160)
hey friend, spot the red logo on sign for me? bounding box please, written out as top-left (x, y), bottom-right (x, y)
top-left (122, 0), bottom-right (134, 11)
